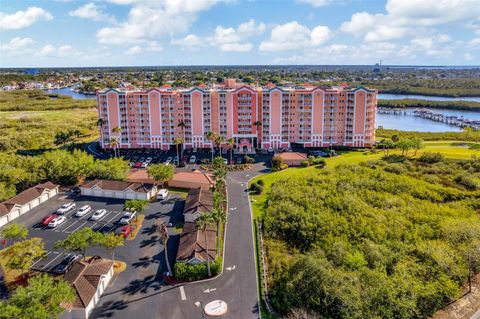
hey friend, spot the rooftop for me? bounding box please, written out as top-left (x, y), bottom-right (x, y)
top-left (0, 182), bottom-right (58, 216)
top-left (81, 179), bottom-right (155, 193)
top-left (176, 222), bottom-right (217, 263)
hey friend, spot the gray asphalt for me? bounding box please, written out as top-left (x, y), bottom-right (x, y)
top-left (90, 162), bottom-right (268, 319)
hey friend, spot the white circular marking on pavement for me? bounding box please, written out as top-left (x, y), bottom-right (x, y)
top-left (204, 300), bottom-right (228, 316)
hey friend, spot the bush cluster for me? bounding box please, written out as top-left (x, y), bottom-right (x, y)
top-left (250, 181), bottom-right (264, 194)
top-left (174, 258), bottom-right (222, 281)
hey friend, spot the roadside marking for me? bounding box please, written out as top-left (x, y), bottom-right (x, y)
top-left (66, 221), bottom-right (87, 234)
top-left (31, 251), bottom-right (51, 268)
top-left (61, 220), bottom-right (81, 232)
top-left (203, 288), bottom-right (217, 293)
top-left (40, 252), bottom-right (63, 271)
top-left (225, 265), bottom-right (236, 271)
top-left (179, 286), bottom-right (186, 301)
top-left (229, 207), bottom-right (237, 211)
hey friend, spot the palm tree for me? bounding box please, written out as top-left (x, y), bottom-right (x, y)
top-left (206, 131), bottom-right (217, 162)
top-left (111, 126), bottom-right (121, 157)
top-left (177, 120), bottom-right (186, 138)
top-left (196, 213), bottom-right (215, 277)
top-left (109, 137), bottom-right (118, 157)
top-left (173, 137), bottom-right (183, 164)
top-left (217, 135), bottom-right (225, 155)
top-left (227, 138), bottom-right (235, 164)
top-left (157, 223), bottom-right (172, 276)
top-left (253, 121), bottom-right (262, 149)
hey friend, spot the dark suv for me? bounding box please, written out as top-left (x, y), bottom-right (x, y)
top-left (52, 253), bottom-right (80, 274)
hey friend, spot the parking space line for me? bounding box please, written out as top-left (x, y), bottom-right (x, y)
top-left (179, 286), bottom-right (186, 301)
top-left (31, 251), bottom-right (51, 268)
top-left (60, 220), bottom-right (81, 233)
top-left (40, 252), bottom-right (63, 271)
top-left (66, 221), bottom-right (87, 234)
top-left (97, 211), bottom-right (123, 232)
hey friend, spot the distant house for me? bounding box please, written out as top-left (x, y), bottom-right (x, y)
top-left (80, 179), bottom-right (156, 200)
top-left (63, 256), bottom-right (114, 319)
top-left (0, 182), bottom-right (59, 228)
top-left (176, 222), bottom-right (217, 264)
top-left (277, 152), bottom-right (308, 167)
top-left (167, 170), bottom-right (214, 190)
top-left (183, 187), bottom-right (213, 223)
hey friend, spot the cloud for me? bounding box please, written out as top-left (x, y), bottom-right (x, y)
top-left (296, 0), bottom-right (331, 7)
top-left (171, 19), bottom-right (265, 52)
top-left (341, 0), bottom-right (480, 42)
top-left (36, 44), bottom-right (74, 57)
top-left (464, 53), bottom-right (475, 61)
top-left (125, 45), bottom-right (142, 55)
top-left (171, 34), bottom-right (205, 50)
top-left (0, 7), bottom-right (52, 31)
top-left (0, 37), bottom-right (35, 56)
top-left (210, 19), bottom-right (265, 52)
top-left (97, 0), bottom-right (226, 44)
top-left (260, 21), bottom-right (331, 51)
top-left (69, 3), bottom-right (116, 23)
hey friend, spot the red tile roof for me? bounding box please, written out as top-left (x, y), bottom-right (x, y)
top-left (0, 182), bottom-right (58, 216)
top-left (81, 179), bottom-right (154, 193)
top-left (64, 256), bottom-right (114, 308)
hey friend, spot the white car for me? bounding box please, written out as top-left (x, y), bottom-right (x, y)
top-left (90, 209), bottom-right (107, 221)
top-left (57, 202), bottom-right (76, 214)
top-left (48, 215), bottom-right (67, 228)
top-left (157, 189), bottom-right (169, 200)
top-left (146, 157), bottom-right (153, 162)
top-left (165, 157), bottom-right (173, 165)
top-left (75, 205), bottom-right (92, 217)
top-left (189, 155), bottom-right (196, 164)
top-left (223, 158), bottom-right (228, 165)
top-left (119, 211), bottom-right (137, 225)
top-left (267, 147), bottom-right (274, 153)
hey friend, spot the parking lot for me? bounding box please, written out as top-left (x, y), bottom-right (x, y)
top-left (8, 190), bottom-right (185, 277)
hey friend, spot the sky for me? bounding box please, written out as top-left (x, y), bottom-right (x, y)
top-left (0, 0), bottom-right (479, 67)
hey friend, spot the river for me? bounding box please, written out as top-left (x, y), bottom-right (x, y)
top-left (47, 88), bottom-right (478, 132)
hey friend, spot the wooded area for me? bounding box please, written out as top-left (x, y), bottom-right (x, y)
top-left (262, 156), bottom-right (480, 318)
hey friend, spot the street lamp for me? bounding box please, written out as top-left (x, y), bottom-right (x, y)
top-left (194, 301), bottom-right (205, 319)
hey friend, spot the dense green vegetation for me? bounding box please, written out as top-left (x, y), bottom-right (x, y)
top-left (0, 150), bottom-right (129, 201)
top-left (376, 128), bottom-right (480, 142)
top-left (359, 78), bottom-right (480, 97)
top-left (0, 90), bottom-right (95, 111)
top-left (0, 91), bottom-right (97, 152)
top-left (378, 98), bottom-right (480, 111)
top-left (261, 157), bottom-right (480, 318)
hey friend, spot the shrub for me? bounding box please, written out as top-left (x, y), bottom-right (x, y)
top-left (301, 160), bottom-right (310, 168)
top-left (312, 157), bottom-right (326, 168)
top-left (244, 155), bottom-right (254, 164)
top-left (419, 152), bottom-right (445, 163)
top-left (174, 258), bottom-right (222, 281)
top-left (272, 156), bottom-right (288, 172)
top-left (384, 163), bottom-right (407, 175)
top-left (257, 179), bottom-right (265, 186)
top-left (454, 174), bottom-right (478, 190)
top-left (250, 182), bottom-right (264, 194)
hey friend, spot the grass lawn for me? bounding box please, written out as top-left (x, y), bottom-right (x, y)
top-left (250, 143), bottom-right (480, 219)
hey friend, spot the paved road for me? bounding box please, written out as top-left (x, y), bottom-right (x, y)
top-left (90, 162), bottom-right (268, 319)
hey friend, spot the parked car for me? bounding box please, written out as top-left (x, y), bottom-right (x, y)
top-left (179, 160), bottom-right (186, 167)
top-left (56, 202), bottom-right (76, 215)
top-left (75, 205), bottom-right (92, 217)
top-left (52, 253), bottom-right (80, 274)
top-left (115, 225), bottom-right (134, 237)
top-left (146, 157), bottom-right (153, 163)
top-left (286, 147), bottom-right (293, 152)
top-left (90, 209), bottom-right (107, 221)
top-left (157, 189), bottom-right (169, 200)
top-left (70, 187), bottom-right (81, 196)
top-left (41, 214), bottom-right (57, 227)
top-left (134, 162), bottom-right (142, 168)
top-left (48, 215), bottom-right (67, 228)
top-left (192, 148), bottom-right (198, 153)
top-left (267, 147), bottom-right (274, 153)
top-left (119, 211), bottom-right (137, 224)
top-left (189, 155), bottom-right (196, 164)
top-left (141, 162), bottom-right (149, 168)
top-left (165, 157), bottom-right (173, 165)
top-left (223, 158), bottom-right (228, 165)
top-left (173, 156), bottom-right (179, 165)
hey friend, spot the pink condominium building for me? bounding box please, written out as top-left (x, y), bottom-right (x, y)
top-left (97, 80), bottom-right (376, 152)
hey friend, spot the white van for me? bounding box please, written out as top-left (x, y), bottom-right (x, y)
top-left (157, 189), bottom-right (169, 200)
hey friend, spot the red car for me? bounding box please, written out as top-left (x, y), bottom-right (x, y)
top-left (134, 162), bottom-right (142, 168)
top-left (41, 214), bottom-right (57, 227)
top-left (115, 225), bottom-right (133, 237)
